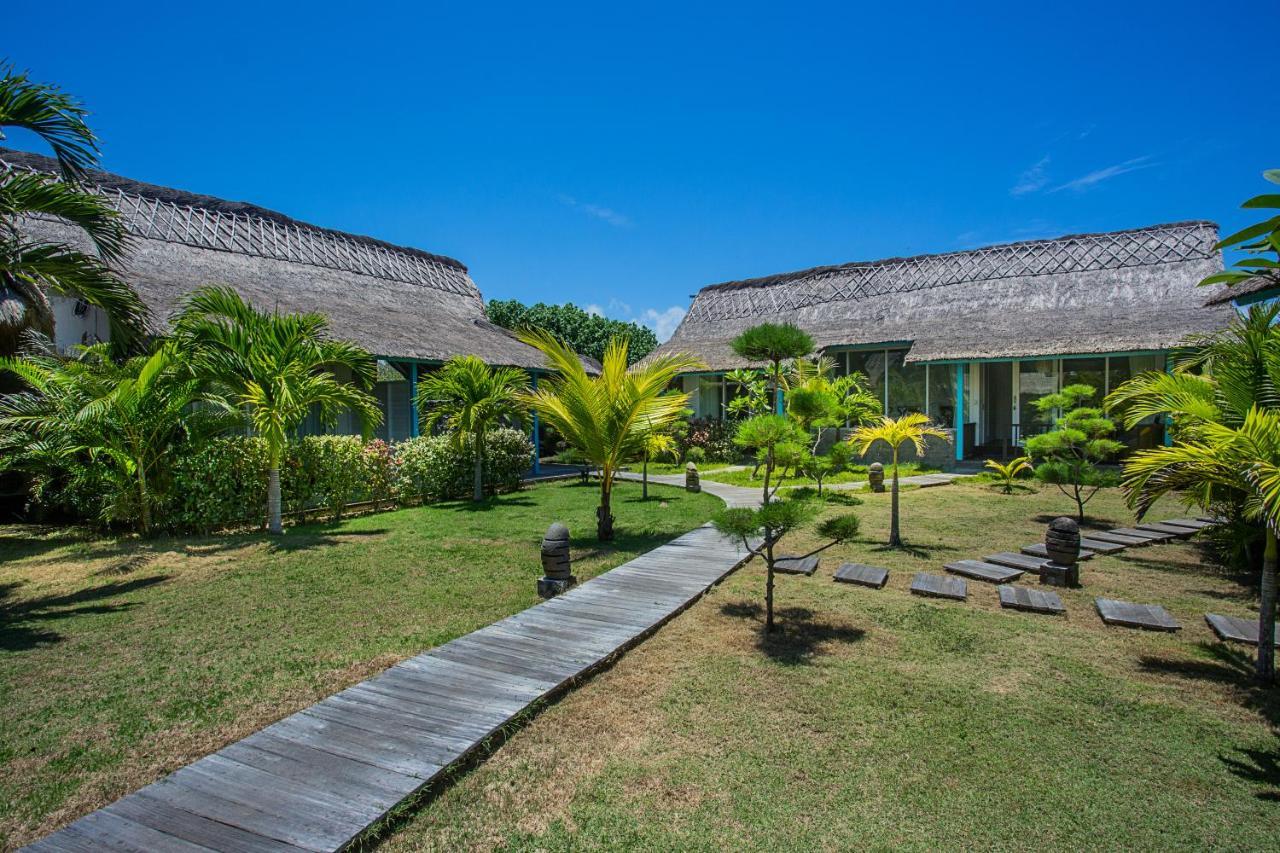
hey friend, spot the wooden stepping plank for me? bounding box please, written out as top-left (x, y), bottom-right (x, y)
top-left (1109, 527), bottom-right (1174, 542)
top-left (1135, 522), bottom-right (1195, 539)
top-left (833, 563), bottom-right (889, 588)
top-left (910, 572), bottom-right (967, 601)
top-left (1161, 518), bottom-right (1214, 531)
top-left (1021, 543), bottom-right (1094, 561)
top-left (1205, 613), bottom-right (1280, 647)
top-left (1077, 537), bottom-right (1126, 555)
top-left (944, 560), bottom-right (1023, 584)
top-left (1095, 597), bottom-right (1181, 632)
top-left (774, 554), bottom-right (819, 575)
top-left (1083, 530), bottom-right (1151, 547)
top-left (998, 585), bottom-right (1065, 615)
top-left (984, 551), bottom-right (1047, 572)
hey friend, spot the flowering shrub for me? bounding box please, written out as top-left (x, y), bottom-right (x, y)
top-left (678, 417), bottom-right (737, 462)
top-left (394, 427), bottom-right (533, 502)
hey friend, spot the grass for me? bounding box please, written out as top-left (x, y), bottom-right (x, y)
top-left (378, 480), bottom-right (1280, 851)
top-left (0, 479), bottom-right (722, 849)
top-left (700, 461), bottom-right (938, 489)
top-left (638, 462), bottom-right (738, 476)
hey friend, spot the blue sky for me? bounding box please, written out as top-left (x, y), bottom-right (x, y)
top-left (6, 1), bottom-right (1276, 340)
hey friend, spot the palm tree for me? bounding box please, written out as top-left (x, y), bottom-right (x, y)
top-left (0, 343), bottom-right (237, 533)
top-left (172, 286), bottom-right (382, 534)
top-left (640, 422), bottom-right (677, 500)
top-left (1106, 304), bottom-right (1280, 683)
top-left (848, 413), bottom-right (949, 546)
top-left (418, 355), bottom-right (527, 502)
top-left (1, 66), bottom-right (147, 356)
top-left (517, 328), bottom-right (701, 540)
top-left (1121, 410), bottom-right (1280, 684)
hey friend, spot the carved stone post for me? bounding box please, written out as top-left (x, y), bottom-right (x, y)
top-left (1040, 516), bottom-right (1081, 587)
top-left (537, 522), bottom-right (576, 598)
top-left (685, 462), bottom-right (701, 493)
top-left (868, 462), bottom-right (886, 493)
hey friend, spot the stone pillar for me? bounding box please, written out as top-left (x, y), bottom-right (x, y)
top-left (537, 522), bottom-right (576, 598)
top-left (1040, 516), bottom-right (1080, 587)
top-left (685, 462), bottom-right (701, 493)
top-left (868, 462), bottom-right (885, 493)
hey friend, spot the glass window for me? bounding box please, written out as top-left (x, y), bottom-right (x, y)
top-left (886, 350), bottom-right (926, 417)
top-left (928, 364), bottom-right (956, 426)
top-left (847, 350), bottom-right (886, 409)
top-left (1107, 354), bottom-right (1165, 396)
top-left (1062, 357), bottom-right (1106, 405)
top-left (1019, 359), bottom-right (1058, 438)
top-left (696, 377), bottom-right (724, 419)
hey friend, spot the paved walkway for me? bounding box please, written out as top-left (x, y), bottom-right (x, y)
top-left (29, 525), bottom-right (755, 851)
top-left (619, 469), bottom-right (969, 500)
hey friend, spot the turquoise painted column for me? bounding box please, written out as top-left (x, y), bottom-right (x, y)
top-left (409, 362), bottom-right (419, 438)
top-left (954, 363), bottom-right (965, 461)
top-left (531, 371), bottom-right (541, 476)
top-left (775, 385), bottom-right (785, 414)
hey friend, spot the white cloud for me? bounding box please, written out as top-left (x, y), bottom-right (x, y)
top-left (1050, 156), bottom-right (1156, 193)
top-left (638, 306), bottom-right (687, 342)
top-left (584, 303), bottom-right (605, 317)
top-left (1010, 155), bottom-right (1051, 196)
top-left (557, 194), bottom-right (632, 227)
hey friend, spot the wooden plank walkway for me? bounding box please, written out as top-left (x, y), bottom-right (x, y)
top-left (27, 524), bottom-right (755, 852)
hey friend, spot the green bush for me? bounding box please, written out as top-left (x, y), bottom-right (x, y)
top-left (394, 427), bottom-right (533, 502)
top-left (170, 437), bottom-right (269, 533)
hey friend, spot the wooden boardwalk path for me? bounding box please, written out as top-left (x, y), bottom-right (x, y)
top-left (28, 525), bottom-right (755, 852)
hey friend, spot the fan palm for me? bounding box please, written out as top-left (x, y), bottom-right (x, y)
top-left (173, 286), bottom-right (381, 534)
top-left (418, 355), bottom-right (528, 501)
top-left (848, 413), bottom-right (949, 546)
top-left (0, 343), bottom-right (237, 533)
top-left (0, 66), bottom-right (146, 356)
top-left (517, 328), bottom-right (702, 540)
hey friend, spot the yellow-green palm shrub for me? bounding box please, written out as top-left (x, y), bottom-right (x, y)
top-left (984, 456), bottom-right (1033, 494)
top-left (517, 328), bottom-right (701, 540)
top-left (848, 413), bottom-right (949, 546)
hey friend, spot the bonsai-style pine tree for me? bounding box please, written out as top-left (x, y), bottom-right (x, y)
top-left (714, 498), bottom-right (860, 632)
top-left (1024, 384), bottom-right (1122, 522)
top-left (731, 322), bottom-right (814, 419)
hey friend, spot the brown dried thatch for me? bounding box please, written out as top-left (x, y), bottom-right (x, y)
top-left (648, 221), bottom-right (1238, 369)
top-left (1203, 271), bottom-right (1280, 305)
top-left (2, 147), bottom-right (557, 369)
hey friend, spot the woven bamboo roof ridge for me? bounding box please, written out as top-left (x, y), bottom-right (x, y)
top-left (2, 147), bottom-right (559, 369)
top-left (649, 221), bottom-right (1239, 370)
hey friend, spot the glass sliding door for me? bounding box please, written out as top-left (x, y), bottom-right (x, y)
top-left (1062, 357), bottom-right (1106, 405)
top-left (1018, 359), bottom-right (1058, 440)
top-left (885, 351), bottom-right (926, 416)
top-left (927, 364), bottom-right (955, 426)
top-left (847, 350), bottom-right (887, 410)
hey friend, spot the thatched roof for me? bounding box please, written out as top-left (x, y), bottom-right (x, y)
top-left (2, 147), bottom-right (561, 370)
top-left (650, 221), bottom-right (1238, 370)
top-left (1204, 272), bottom-right (1280, 306)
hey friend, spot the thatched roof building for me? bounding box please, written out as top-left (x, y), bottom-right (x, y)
top-left (654, 221), bottom-right (1235, 370)
top-left (1, 147), bottom-right (553, 370)
top-left (651, 222), bottom-right (1238, 464)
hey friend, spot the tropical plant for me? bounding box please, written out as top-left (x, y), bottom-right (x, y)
top-left (639, 417), bottom-right (678, 500)
top-left (714, 497), bottom-right (860, 632)
top-left (0, 66), bottom-right (147, 356)
top-left (418, 355), bottom-right (528, 502)
top-left (848, 413), bottom-right (949, 546)
top-left (1024, 384), bottom-right (1122, 521)
top-left (731, 322), bottom-right (815, 414)
top-left (724, 368), bottom-right (769, 419)
top-left (797, 441), bottom-right (853, 496)
top-left (485, 299), bottom-right (658, 364)
top-left (984, 456), bottom-right (1033, 494)
top-left (517, 328), bottom-right (702, 540)
top-left (1121, 409), bottom-right (1280, 684)
top-left (0, 342), bottom-right (237, 533)
top-left (394, 427), bottom-right (532, 504)
top-left (1200, 167), bottom-right (1280, 294)
top-left (732, 413), bottom-right (809, 506)
top-left (172, 285), bottom-right (382, 534)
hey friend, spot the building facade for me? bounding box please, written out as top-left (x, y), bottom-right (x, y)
top-left (652, 221), bottom-right (1239, 465)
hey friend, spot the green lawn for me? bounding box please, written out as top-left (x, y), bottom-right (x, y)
top-left (700, 461), bottom-right (937, 489)
top-left (638, 462), bottom-right (738, 476)
top-left (0, 479), bottom-right (722, 849)
top-left (381, 481), bottom-right (1280, 851)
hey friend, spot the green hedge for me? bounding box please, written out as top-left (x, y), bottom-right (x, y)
top-left (394, 427), bottom-right (533, 503)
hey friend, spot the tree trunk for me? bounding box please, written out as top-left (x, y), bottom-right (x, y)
top-left (642, 453), bottom-right (649, 500)
top-left (597, 474), bottom-right (614, 540)
top-left (136, 465), bottom-right (151, 536)
top-left (1075, 483), bottom-right (1086, 523)
top-left (762, 447), bottom-right (773, 506)
top-left (1257, 528), bottom-right (1277, 685)
top-left (889, 448), bottom-right (901, 547)
top-left (764, 536), bottom-right (776, 632)
top-left (268, 467), bottom-right (283, 535)
top-left (472, 430), bottom-right (485, 502)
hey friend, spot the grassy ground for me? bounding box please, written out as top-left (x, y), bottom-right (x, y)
top-left (0, 479), bottom-right (722, 849)
top-left (381, 480), bottom-right (1280, 851)
top-left (638, 462), bottom-right (738, 476)
top-left (700, 461), bottom-right (937, 489)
